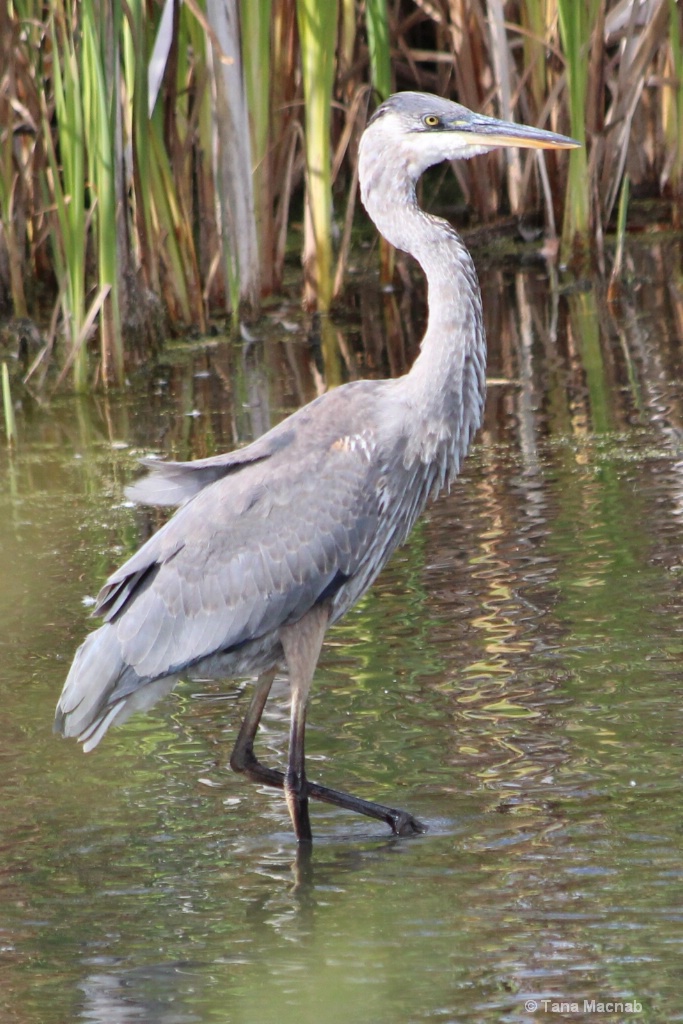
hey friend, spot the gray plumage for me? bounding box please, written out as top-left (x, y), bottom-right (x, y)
top-left (55, 92), bottom-right (577, 838)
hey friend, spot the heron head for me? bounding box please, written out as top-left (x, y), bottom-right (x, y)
top-left (361, 92), bottom-right (579, 179)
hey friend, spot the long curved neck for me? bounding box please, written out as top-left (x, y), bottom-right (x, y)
top-left (360, 158), bottom-right (487, 472)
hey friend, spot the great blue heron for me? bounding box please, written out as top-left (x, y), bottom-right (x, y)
top-left (55, 92), bottom-right (578, 842)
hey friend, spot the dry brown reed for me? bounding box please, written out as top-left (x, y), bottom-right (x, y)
top-left (0, 0), bottom-right (679, 388)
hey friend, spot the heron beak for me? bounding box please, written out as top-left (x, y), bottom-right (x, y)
top-left (452, 114), bottom-right (579, 151)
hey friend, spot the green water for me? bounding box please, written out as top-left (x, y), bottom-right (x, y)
top-left (1, 248), bottom-right (682, 1023)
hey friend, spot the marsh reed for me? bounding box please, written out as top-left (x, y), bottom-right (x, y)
top-left (0, 0), bottom-right (680, 389)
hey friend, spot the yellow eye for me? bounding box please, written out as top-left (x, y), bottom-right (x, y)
top-left (423, 114), bottom-right (440, 127)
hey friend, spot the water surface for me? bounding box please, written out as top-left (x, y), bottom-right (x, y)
top-left (1, 243), bottom-right (682, 1023)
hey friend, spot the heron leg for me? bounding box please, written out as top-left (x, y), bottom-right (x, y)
top-left (228, 611), bottom-right (324, 841)
top-left (229, 607), bottom-right (427, 840)
top-left (279, 604), bottom-right (330, 843)
top-left (229, 667), bottom-right (282, 786)
top-left (308, 783), bottom-right (427, 836)
top-left (280, 605), bottom-right (427, 839)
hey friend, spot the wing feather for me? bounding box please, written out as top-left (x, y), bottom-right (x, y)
top-left (125, 427), bottom-right (296, 506)
top-left (55, 379), bottom-right (418, 747)
top-left (93, 427), bottom-right (386, 682)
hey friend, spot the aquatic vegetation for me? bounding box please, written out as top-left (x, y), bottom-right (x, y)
top-left (0, 0), bottom-right (680, 387)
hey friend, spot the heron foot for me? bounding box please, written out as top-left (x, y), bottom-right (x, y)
top-left (231, 749), bottom-right (426, 838)
top-left (230, 702), bottom-right (426, 839)
top-left (389, 810), bottom-right (428, 836)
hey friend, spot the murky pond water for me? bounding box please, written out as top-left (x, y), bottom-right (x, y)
top-left (2, 243), bottom-right (683, 1023)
